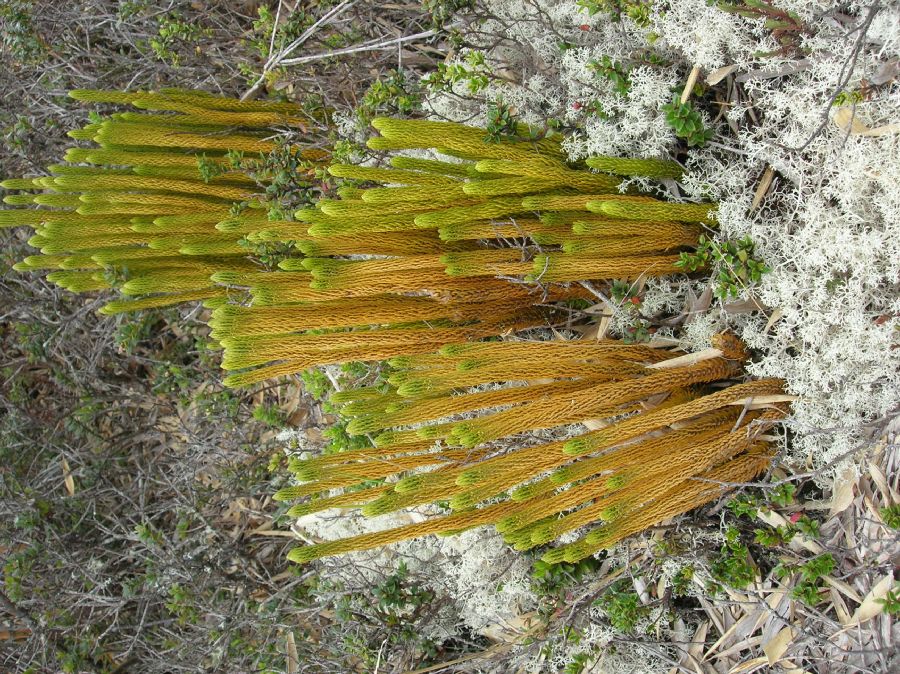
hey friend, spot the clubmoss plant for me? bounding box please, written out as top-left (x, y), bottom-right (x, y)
top-left (1, 88), bottom-right (323, 313)
top-left (212, 116), bottom-right (717, 388)
top-left (277, 333), bottom-right (785, 565)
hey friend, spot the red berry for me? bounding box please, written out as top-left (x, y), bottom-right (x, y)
top-left (630, 296), bottom-right (641, 305)
top-left (572, 101), bottom-right (583, 110)
top-left (579, 24), bottom-right (591, 31)
top-left (789, 512), bottom-right (802, 523)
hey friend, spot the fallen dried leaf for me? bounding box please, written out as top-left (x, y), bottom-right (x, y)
top-left (61, 457), bottom-right (75, 496)
top-left (686, 620), bottom-right (708, 666)
top-left (828, 465), bottom-right (858, 517)
top-left (728, 655), bottom-right (769, 672)
top-left (833, 107), bottom-right (900, 136)
top-left (781, 660), bottom-right (811, 674)
top-left (751, 166), bottom-right (775, 212)
top-left (764, 307), bottom-right (784, 334)
top-left (286, 631), bottom-right (299, 674)
top-left (647, 348), bottom-right (723, 370)
top-left (870, 58), bottom-right (899, 85)
top-left (847, 574), bottom-right (894, 625)
top-left (723, 296), bottom-right (768, 314)
top-left (829, 587), bottom-right (852, 625)
top-left (703, 618), bottom-right (736, 662)
top-left (250, 529), bottom-right (302, 538)
top-left (763, 625), bottom-right (794, 665)
top-left (868, 462), bottom-right (899, 502)
top-left (823, 575), bottom-right (863, 604)
top-left (726, 394), bottom-right (798, 409)
top-left (711, 635), bottom-right (764, 663)
top-left (707, 65), bottom-right (738, 85)
top-left (735, 60), bottom-right (811, 83)
top-left (684, 286), bottom-right (713, 328)
top-left (681, 64), bottom-right (702, 103)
